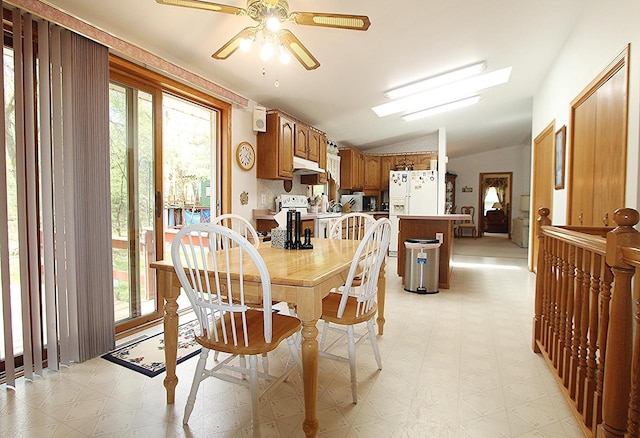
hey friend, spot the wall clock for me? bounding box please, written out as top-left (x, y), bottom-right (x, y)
top-left (236, 141), bottom-right (255, 171)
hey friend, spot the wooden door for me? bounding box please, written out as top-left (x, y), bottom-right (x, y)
top-left (568, 47), bottom-right (628, 226)
top-left (530, 122), bottom-right (555, 271)
top-left (364, 155), bottom-right (380, 190)
top-left (307, 129), bottom-right (320, 162)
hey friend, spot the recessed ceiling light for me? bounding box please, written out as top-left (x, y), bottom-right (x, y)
top-left (401, 96), bottom-right (481, 122)
top-left (372, 67), bottom-right (512, 117)
top-left (384, 62), bottom-right (487, 100)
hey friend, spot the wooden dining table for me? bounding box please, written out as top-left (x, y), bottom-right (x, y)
top-left (150, 237), bottom-right (387, 437)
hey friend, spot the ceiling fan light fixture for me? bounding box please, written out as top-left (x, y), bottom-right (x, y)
top-left (260, 39), bottom-right (275, 61)
top-left (401, 96), bottom-right (481, 122)
top-left (385, 61), bottom-right (487, 100)
top-left (240, 35), bottom-right (255, 52)
top-left (279, 45), bottom-right (291, 64)
top-left (266, 15), bottom-right (281, 32)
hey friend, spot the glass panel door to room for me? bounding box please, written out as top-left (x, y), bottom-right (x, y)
top-left (109, 83), bottom-right (158, 327)
top-left (109, 81), bottom-right (219, 333)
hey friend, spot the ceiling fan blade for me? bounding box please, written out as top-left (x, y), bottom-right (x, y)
top-left (156, 0), bottom-right (244, 15)
top-left (278, 29), bottom-right (320, 70)
top-left (290, 12), bottom-right (371, 31)
top-left (212, 27), bottom-right (256, 60)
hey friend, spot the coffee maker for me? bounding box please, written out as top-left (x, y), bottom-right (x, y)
top-left (363, 195), bottom-right (378, 211)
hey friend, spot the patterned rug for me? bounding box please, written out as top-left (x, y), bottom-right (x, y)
top-left (102, 319), bottom-right (201, 377)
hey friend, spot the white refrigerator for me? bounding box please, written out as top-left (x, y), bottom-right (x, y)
top-left (389, 170), bottom-right (438, 254)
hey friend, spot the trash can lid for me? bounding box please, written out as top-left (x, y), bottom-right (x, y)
top-left (404, 238), bottom-right (441, 249)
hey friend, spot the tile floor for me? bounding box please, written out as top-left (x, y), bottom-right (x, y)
top-left (0, 236), bottom-right (586, 437)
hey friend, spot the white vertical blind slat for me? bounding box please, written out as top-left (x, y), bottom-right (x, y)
top-left (23, 13), bottom-right (44, 377)
top-left (51, 25), bottom-right (71, 365)
top-left (38, 18), bottom-right (59, 372)
top-left (61, 29), bottom-right (80, 363)
top-left (0, 0), bottom-right (16, 387)
top-left (12, 7), bottom-right (34, 381)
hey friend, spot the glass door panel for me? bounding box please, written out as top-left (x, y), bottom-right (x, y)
top-left (161, 94), bottom-right (217, 312)
top-left (109, 83), bottom-right (158, 324)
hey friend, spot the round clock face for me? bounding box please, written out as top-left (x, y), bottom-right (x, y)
top-left (236, 142), bottom-right (255, 171)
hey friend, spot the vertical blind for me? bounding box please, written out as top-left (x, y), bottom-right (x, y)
top-left (0, 3), bottom-right (114, 387)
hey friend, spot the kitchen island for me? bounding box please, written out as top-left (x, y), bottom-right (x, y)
top-left (397, 214), bottom-right (471, 289)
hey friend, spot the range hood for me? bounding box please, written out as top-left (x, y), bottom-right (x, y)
top-left (293, 156), bottom-right (325, 175)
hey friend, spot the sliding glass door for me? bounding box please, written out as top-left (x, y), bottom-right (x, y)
top-left (109, 83), bottom-right (158, 325)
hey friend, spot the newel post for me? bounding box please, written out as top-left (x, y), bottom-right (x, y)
top-left (602, 208), bottom-right (640, 437)
top-left (533, 207), bottom-right (551, 353)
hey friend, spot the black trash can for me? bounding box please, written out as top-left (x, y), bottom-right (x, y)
top-left (404, 239), bottom-right (441, 294)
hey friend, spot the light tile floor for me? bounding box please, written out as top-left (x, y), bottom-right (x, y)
top-left (0, 236), bottom-right (586, 437)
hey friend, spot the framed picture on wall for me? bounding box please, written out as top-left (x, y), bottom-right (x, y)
top-left (554, 125), bottom-right (566, 190)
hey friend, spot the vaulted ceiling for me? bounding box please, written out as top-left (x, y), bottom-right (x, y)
top-left (42, 0), bottom-right (586, 157)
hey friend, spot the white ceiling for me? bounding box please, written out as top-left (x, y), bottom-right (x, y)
top-left (42, 0), bottom-right (586, 157)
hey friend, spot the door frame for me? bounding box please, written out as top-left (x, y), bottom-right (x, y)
top-left (477, 172), bottom-right (513, 238)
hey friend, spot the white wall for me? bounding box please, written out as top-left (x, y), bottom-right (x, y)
top-left (230, 103), bottom-right (258, 222)
top-left (448, 142), bottom-right (532, 218)
top-left (532, 0), bottom-right (640, 223)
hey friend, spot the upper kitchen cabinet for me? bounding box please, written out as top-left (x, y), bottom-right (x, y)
top-left (380, 155), bottom-right (396, 189)
top-left (257, 111), bottom-right (294, 180)
top-left (364, 155), bottom-right (380, 190)
top-left (294, 123), bottom-right (320, 162)
top-left (413, 153), bottom-right (437, 170)
top-left (300, 132), bottom-right (328, 185)
top-left (339, 147), bottom-right (364, 190)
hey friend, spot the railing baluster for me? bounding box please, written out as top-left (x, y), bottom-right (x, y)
top-left (627, 262), bottom-right (640, 436)
top-left (569, 247), bottom-right (584, 398)
top-left (594, 265), bottom-right (613, 433)
top-left (563, 244), bottom-right (577, 387)
top-left (583, 252), bottom-right (602, 427)
top-left (533, 208), bottom-right (551, 353)
top-left (577, 249), bottom-right (592, 414)
top-left (556, 240), bottom-right (569, 378)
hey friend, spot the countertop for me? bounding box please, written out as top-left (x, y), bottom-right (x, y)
top-left (397, 214), bottom-right (471, 220)
top-left (253, 211), bottom-right (390, 221)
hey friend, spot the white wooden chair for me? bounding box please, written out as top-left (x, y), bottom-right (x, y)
top-left (319, 217), bottom-right (391, 403)
top-left (328, 212), bottom-right (376, 240)
top-left (172, 224), bottom-right (301, 436)
top-left (211, 213), bottom-right (260, 247)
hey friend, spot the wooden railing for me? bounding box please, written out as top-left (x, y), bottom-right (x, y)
top-left (532, 207), bottom-right (640, 437)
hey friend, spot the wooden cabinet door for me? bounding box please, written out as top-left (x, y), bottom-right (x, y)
top-left (308, 129), bottom-right (320, 162)
top-left (569, 51), bottom-right (627, 227)
top-left (294, 123), bottom-right (308, 158)
top-left (364, 155), bottom-right (380, 189)
top-left (413, 153), bottom-right (433, 170)
top-left (279, 115), bottom-right (295, 179)
top-left (380, 155), bottom-right (395, 189)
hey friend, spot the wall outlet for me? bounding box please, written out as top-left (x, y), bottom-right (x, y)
top-left (436, 232), bottom-right (444, 243)
top-left (261, 194), bottom-right (267, 205)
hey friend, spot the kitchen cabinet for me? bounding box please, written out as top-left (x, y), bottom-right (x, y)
top-left (300, 133), bottom-right (328, 185)
top-left (339, 148), bottom-right (364, 190)
top-left (445, 172), bottom-right (456, 213)
top-left (380, 155), bottom-right (395, 189)
top-left (294, 123), bottom-right (320, 162)
top-left (413, 153), bottom-right (435, 170)
top-left (257, 111), bottom-right (294, 180)
top-left (364, 155), bottom-right (380, 190)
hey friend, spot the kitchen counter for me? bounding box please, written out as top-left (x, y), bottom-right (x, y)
top-left (252, 210), bottom-right (390, 221)
top-left (396, 214), bottom-right (471, 289)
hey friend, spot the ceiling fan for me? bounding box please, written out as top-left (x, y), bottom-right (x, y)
top-left (155, 0), bottom-right (371, 70)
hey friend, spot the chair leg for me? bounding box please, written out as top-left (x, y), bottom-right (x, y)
top-left (319, 320), bottom-right (330, 350)
top-left (286, 335), bottom-right (302, 376)
top-left (346, 325), bottom-right (358, 404)
top-left (183, 347), bottom-right (210, 425)
top-left (367, 319), bottom-right (383, 370)
top-left (261, 353), bottom-right (269, 374)
top-left (248, 355), bottom-right (260, 437)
